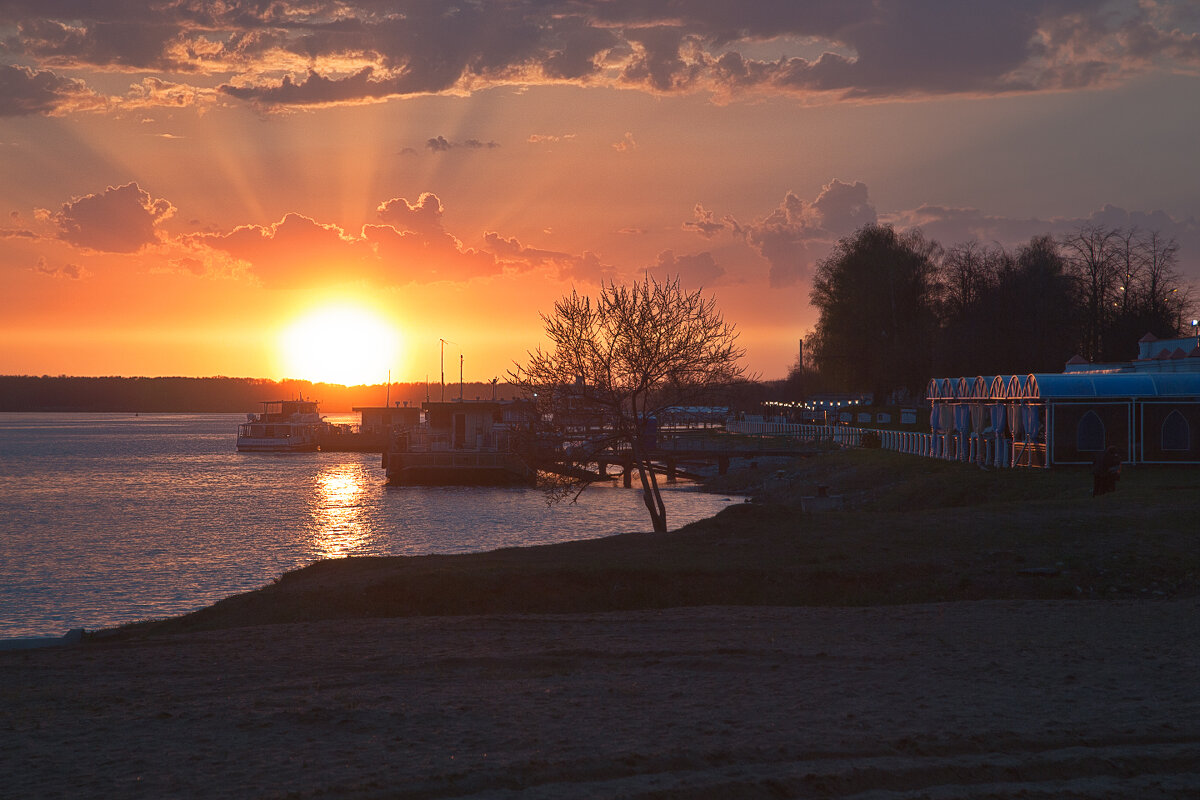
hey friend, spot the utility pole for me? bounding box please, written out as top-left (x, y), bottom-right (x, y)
top-left (439, 339), bottom-right (452, 401)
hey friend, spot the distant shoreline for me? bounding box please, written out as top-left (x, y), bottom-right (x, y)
top-left (0, 375), bottom-right (515, 413)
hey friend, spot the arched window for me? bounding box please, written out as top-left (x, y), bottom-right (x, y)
top-left (1161, 409), bottom-right (1190, 451)
top-left (1076, 410), bottom-right (1105, 452)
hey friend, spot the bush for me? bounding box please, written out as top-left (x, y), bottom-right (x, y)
top-left (861, 430), bottom-right (882, 449)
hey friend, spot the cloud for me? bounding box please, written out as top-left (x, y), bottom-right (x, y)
top-left (482, 231), bottom-right (618, 284)
top-left (33, 258), bottom-right (88, 280)
top-left (52, 183), bottom-right (175, 253)
top-left (377, 193), bottom-right (445, 235)
top-left (722, 180), bottom-right (877, 287)
top-left (425, 135), bottom-right (500, 152)
top-left (15, 18), bottom-right (191, 71)
top-left (220, 67), bottom-right (395, 107)
top-left (367, 192), bottom-right (503, 282)
top-left (6, 2), bottom-right (1200, 110)
top-left (0, 64), bottom-right (101, 116)
top-left (651, 250), bottom-right (726, 287)
top-left (559, 250), bottom-right (617, 285)
top-left (363, 224), bottom-right (500, 283)
top-left (527, 133), bottom-right (576, 144)
top-left (612, 131), bottom-right (637, 152)
top-left (483, 232), bottom-right (569, 267)
top-left (191, 212), bottom-right (371, 286)
top-left (682, 203), bottom-right (729, 238)
top-left (886, 202), bottom-right (1200, 279)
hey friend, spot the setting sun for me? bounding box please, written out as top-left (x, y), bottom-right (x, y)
top-left (278, 305), bottom-right (401, 386)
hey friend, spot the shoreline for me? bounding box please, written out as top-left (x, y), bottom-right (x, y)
top-left (103, 448), bottom-right (1198, 639)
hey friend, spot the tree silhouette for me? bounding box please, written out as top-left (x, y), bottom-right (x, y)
top-left (809, 224), bottom-right (942, 402)
top-left (509, 276), bottom-right (747, 533)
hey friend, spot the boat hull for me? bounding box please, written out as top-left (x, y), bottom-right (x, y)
top-left (236, 438), bottom-right (319, 453)
top-left (384, 450), bottom-right (534, 486)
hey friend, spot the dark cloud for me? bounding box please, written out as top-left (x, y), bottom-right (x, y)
top-left (220, 67), bottom-right (394, 106)
top-left (52, 183), bottom-right (175, 252)
top-left (17, 18), bottom-right (190, 71)
top-left (423, 135), bottom-right (500, 152)
top-left (0, 64), bottom-right (96, 116)
top-left (7, 1), bottom-right (1194, 110)
top-left (683, 203), bottom-right (730, 238)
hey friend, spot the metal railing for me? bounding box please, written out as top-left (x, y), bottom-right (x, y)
top-left (724, 420), bottom-right (1045, 468)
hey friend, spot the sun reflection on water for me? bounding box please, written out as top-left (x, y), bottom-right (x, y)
top-left (309, 462), bottom-right (375, 559)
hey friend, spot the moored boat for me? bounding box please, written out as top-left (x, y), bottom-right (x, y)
top-left (383, 400), bottom-right (535, 485)
top-left (236, 399), bottom-right (326, 452)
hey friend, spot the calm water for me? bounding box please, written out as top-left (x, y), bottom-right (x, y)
top-left (0, 413), bottom-right (741, 638)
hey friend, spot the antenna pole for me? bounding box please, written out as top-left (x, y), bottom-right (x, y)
top-left (459, 353), bottom-right (464, 401)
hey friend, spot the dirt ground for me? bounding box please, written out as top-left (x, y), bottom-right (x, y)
top-left (4, 599), bottom-right (1199, 799)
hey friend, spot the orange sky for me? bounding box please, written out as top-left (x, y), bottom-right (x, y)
top-left (3, 2), bottom-right (1200, 383)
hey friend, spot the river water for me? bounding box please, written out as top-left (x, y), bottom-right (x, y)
top-left (0, 413), bottom-right (741, 638)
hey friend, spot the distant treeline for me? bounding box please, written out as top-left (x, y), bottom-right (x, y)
top-left (0, 376), bottom-right (523, 413)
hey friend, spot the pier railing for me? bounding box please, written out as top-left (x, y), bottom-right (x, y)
top-left (723, 420), bottom-right (1044, 468)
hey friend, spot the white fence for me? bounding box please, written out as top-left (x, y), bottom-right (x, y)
top-left (725, 420), bottom-right (1039, 468)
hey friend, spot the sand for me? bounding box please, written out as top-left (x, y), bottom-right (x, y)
top-left (4, 598), bottom-right (1199, 798)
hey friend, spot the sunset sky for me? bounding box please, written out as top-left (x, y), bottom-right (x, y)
top-left (3, 1), bottom-right (1200, 384)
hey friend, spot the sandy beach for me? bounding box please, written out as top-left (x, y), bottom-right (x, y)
top-left (4, 598), bottom-right (1198, 798)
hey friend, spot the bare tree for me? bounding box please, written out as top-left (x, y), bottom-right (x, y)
top-left (1113, 226), bottom-right (1143, 318)
top-left (1138, 229), bottom-right (1188, 328)
top-left (509, 276), bottom-right (748, 533)
top-left (1061, 224), bottom-right (1121, 360)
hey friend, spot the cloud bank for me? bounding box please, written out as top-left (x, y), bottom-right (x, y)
top-left (2, 1), bottom-right (1198, 113)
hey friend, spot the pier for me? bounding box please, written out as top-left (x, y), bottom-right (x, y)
top-left (544, 433), bottom-right (822, 487)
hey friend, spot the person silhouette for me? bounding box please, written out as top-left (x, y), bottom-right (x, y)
top-left (1092, 446), bottom-right (1121, 496)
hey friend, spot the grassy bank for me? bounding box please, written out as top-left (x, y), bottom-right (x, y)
top-left (112, 450), bottom-right (1200, 637)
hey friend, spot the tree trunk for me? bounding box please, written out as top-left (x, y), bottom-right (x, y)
top-left (630, 435), bottom-right (667, 532)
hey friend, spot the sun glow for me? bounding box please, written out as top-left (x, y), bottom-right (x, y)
top-left (279, 305), bottom-right (401, 386)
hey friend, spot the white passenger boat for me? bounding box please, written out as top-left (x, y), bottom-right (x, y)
top-left (236, 399), bottom-right (327, 452)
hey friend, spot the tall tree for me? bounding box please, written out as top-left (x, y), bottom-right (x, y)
top-left (1136, 229), bottom-right (1189, 336)
top-left (1061, 223), bottom-right (1121, 360)
top-left (809, 224), bottom-right (942, 402)
top-left (936, 241), bottom-right (1008, 376)
top-left (509, 277), bottom-right (747, 533)
top-left (995, 234), bottom-right (1081, 372)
